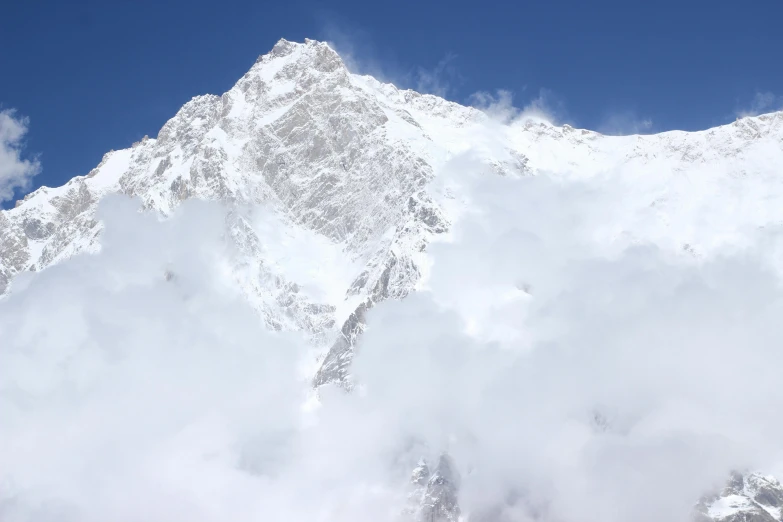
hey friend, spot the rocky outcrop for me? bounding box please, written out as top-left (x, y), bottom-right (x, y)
top-left (696, 472), bottom-right (783, 522)
top-left (404, 455), bottom-right (461, 522)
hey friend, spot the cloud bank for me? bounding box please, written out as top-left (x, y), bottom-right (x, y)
top-left (0, 109), bottom-right (40, 203)
top-left (3, 154), bottom-right (783, 522)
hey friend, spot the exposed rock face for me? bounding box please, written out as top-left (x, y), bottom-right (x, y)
top-left (3, 39), bottom-right (783, 517)
top-left (420, 455), bottom-right (461, 522)
top-left (1, 39), bottom-right (456, 359)
top-left (405, 455), bottom-right (461, 522)
top-left (696, 473), bottom-right (783, 522)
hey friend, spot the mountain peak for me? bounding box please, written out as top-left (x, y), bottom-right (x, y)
top-left (258, 37), bottom-right (345, 74)
top-left (267, 37), bottom-right (298, 58)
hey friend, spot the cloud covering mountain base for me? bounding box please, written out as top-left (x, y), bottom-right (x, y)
top-left (4, 166), bottom-right (783, 521)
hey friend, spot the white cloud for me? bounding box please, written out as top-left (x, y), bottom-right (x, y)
top-left (469, 89), bottom-right (519, 122)
top-left (735, 91), bottom-right (782, 119)
top-left (469, 88), bottom-right (567, 125)
top-left (0, 109), bottom-right (40, 203)
top-left (369, 167), bottom-right (783, 522)
top-left (0, 197), bottom-right (312, 521)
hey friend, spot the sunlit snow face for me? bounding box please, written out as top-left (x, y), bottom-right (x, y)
top-left (4, 171), bottom-right (783, 522)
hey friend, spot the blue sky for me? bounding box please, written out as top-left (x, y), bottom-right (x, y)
top-left (1, 0), bottom-right (782, 206)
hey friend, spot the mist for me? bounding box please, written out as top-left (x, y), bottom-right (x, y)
top-left (3, 159), bottom-right (783, 522)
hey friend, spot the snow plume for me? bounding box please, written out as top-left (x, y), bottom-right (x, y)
top-left (735, 91), bottom-right (782, 119)
top-left (321, 21), bottom-right (459, 98)
top-left (4, 165), bottom-right (783, 521)
top-left (414, 53), bottom-right (461, 98)
top-left (470, 88), bottom-right (567, 125)
top-left (0, 109), bottom-right (40, 203)
top-left (597, 109), bottom-right (654, 135)
top-left (320, 21), bottom-right (388, 80)
top-left (469, 89), bottom-right (520, 123)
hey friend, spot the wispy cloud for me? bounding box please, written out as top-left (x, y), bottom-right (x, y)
top-left (735, 91), bottom-right (782, 119)
top-left (521, 88), bottom-right (568, 124)
top-left (597, 110), bottom-right (654, 135)
top-left (469, 88), bottom-right (568, 125)
top-left (413, 53), bottom-right (461, 98)
top-left (319, 20), bottom-right (384, 78)
top-left (468, 89), bottom-right (517, 121)
top-left (319, 18), bottom-right (461, 98)
top-left (0, 109), bottom-right (40, 203)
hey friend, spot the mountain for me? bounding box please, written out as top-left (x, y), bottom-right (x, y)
top-left (696, 473), bottom-right (783, 522)
top-left (3, 38), bottom-right (783, 521)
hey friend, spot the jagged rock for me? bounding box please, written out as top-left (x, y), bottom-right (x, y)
top-left (419, 455), bottom-right (461, 522)
top-left (696, 472), bottom-right (783, 522)
top-left (402, 459), bottom-right (432, 520)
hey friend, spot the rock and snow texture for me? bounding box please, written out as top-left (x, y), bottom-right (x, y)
top-left (3, 38), bottom-right (783, 521)
top-left (1, 38), bottom-right (456, 375)
top-left (696, 473), bottom-right (783, 522)
top-left (405, 456), bottom-right (461, 522)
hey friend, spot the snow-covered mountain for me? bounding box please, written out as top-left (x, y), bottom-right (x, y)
top-left (3, 38), bottom-right (783, 521)
top-left (696, 473), bottom-right (783, 522)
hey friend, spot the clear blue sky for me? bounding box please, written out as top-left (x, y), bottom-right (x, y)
top-left (2, 0), bottom-right (782, 205)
